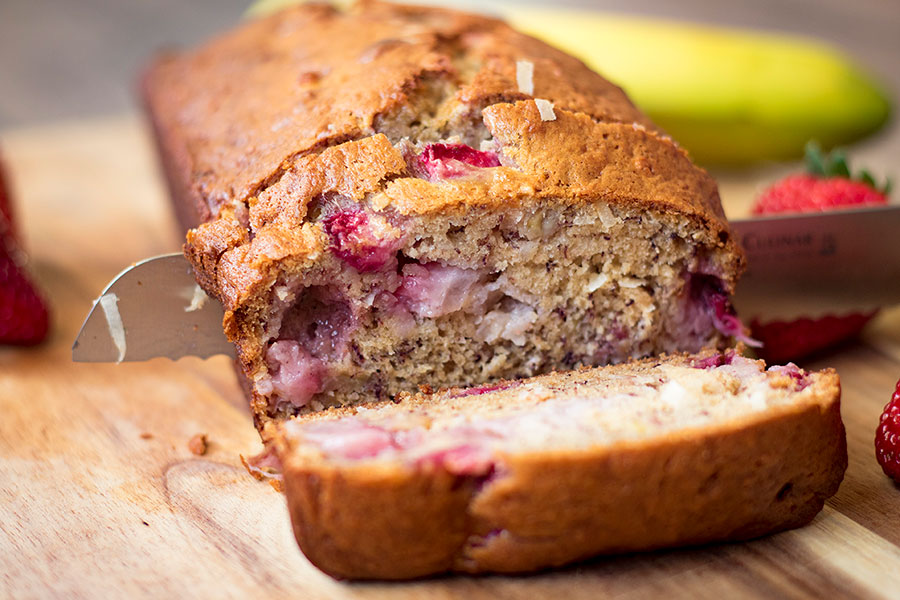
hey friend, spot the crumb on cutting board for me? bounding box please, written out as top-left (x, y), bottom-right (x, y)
top-left (188, 433), bottom-right (208, 455)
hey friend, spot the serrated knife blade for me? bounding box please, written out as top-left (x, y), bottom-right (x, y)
top-left (71, 254), bottom-right (233, 362)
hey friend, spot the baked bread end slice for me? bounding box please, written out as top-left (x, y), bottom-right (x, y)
top-left (274, 351), bottom-right (845, 579)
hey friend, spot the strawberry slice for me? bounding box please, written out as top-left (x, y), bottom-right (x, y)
top-left (750, 142), bottom-right (889, 363)
top-left (414, 143), bottom-right (501, 181)
top-left (0, 153), bottom-right (49, 345)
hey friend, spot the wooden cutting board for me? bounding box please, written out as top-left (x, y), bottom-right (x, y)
top-left (2, 115), bottom-right (900, 599)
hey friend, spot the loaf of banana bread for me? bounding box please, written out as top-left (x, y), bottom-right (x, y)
top-left (143, 1), bottom-right (748, 435)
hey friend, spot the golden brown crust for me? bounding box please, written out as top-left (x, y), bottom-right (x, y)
top-left (143, 1), bottom-right (741, 291)
top-left (284, 464), bottom-right (478, 579)
top-left (278, 369), bottom-right (845, 580)
top-left (142, 1), bottom-right (656, 228)
top-left (483, 102), bottom-right (726, 221)
top-left (249, 134), bottom-right (408, 231)
top-left (183, 214), bottom-right (250, 301)
top-left (141, 55), bottom-right (212, 232)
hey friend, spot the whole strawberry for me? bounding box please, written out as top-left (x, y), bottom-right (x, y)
top-left (753, 142), bottom-right (890, 215)
top-left (750, 142), bottom-right (890, 363)
top-left (0, 153), bottom-right (17, 241)
top-left (0, 154), bottom-right (49, 345)
top-left (876, 379), bottom-right (900, 483)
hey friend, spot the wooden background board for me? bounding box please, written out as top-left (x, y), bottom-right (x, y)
top-left (2, 114), bottom-right (900, 598)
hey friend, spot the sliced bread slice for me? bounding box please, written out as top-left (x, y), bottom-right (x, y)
top-left (273, 351), bottom-right (846, 579)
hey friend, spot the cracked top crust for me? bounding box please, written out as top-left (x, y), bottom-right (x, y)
top-left (143, 0), bottom-right (743, 313)
top-left (144, 1), bottom-right (655, 221)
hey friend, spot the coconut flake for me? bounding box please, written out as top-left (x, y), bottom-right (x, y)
top-left (475, 303), bottom-right (537, 346)
top-left (184, 284), bottom-right (209, 312)
top-left (274, 285), bottom-right (291, 302)
top-left (516, 60), bottom-right (534, 95)
top-left (659, 380), bottom-right (690, 410)
top-left (586, 272), bottom-right (609, 293)
top-left (534, 98), bottom-right (556, 121)
top-left (619, 277), bottom-right (645, 289)
top-left (99, 293), bottom-right (126, 363)
top-left (746, 387), bottom-right (769, 411)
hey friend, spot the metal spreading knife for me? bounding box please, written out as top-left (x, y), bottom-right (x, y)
top-left (71, 205), bottom-right (900, 362)
top-left (71, 254), bottom-right (233, 362)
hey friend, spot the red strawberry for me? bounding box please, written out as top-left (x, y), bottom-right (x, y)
top-left (750, 312), bottom-right (876, 365)
top-left (0, 155), bottom-right (49, 345)
top-left (750, 143), bottom-right (890, 363)
top-left (0, 153), bottom-right (17, 241)
top-left (752, 174), bottom-right (886, 215)
top-left (753, 142), bottom-right (890, 215)
top-left (876, 379), bottom-right (900, 483)
top-left (414, 143), bottom-right (501, 181)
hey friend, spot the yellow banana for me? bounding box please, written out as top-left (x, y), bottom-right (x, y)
top-left (502, 5), bottom-right (890, 166)
top-left (246, 0), bottom-right (891, 166)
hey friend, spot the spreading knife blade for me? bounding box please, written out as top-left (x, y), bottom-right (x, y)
top-left (72, 254), bottom-right (233, 362)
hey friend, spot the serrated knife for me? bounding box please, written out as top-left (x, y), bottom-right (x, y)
top-left (71, 205), bottom-right (900, 362)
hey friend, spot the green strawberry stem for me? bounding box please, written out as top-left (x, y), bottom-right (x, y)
top-left (804, 140), bottom-right (891, 194)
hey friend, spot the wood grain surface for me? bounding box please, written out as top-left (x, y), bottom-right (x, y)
top-left (1, 115), bottom-right (900, 599)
